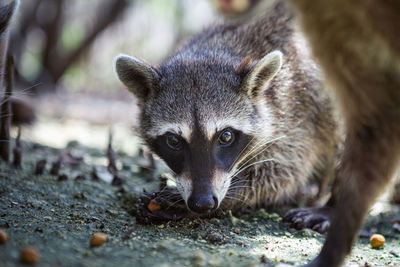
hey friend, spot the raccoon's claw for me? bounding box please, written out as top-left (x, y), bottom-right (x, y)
top-left (135, 188), bottom-right (191, 224)
top-left (284, 206), bottom-right (331, 234)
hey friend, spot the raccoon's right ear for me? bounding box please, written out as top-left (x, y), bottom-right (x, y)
top-left (114, 54), bottom-right (160, 101)
top-left (242, 50), bottom-right (283, 99)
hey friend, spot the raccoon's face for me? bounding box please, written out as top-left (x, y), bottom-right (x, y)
top-left (115, 51), bottom-right (282, 214)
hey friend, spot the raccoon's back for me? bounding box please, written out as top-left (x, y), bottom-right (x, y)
top-left (183, 1), bottom-right (294, 60)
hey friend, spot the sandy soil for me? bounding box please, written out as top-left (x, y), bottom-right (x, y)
top-left (0, 137), bottom-right (399, 267)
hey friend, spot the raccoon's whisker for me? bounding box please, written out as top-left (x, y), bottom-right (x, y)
top-left (166, 198), bottom-right (185, 210)
top-left (230, 158), bottom-right (274, 179)
top-left (156, 188), bottom-right (181, 197)
top-left (228, 179), bottom-right (253, 187)
top-left (19, 82), bottom-right (43, 94)
top-left (228, 137), bottom-right (267, 172)
top-left (229, 178), bottom-right (253, 184)
top-left (223, 196), bottom-right (248, 205)
top-left (237, 135), bottom-right (285, 165)
top-left (229, 135), bottom-right (285, 176)
top-left (226, 189), bottom-right (252, 197)
top-left (227, 136), bottom-right (258, 173)
top-left (229, 181), bottom-right (252, 188)
top-left (240, 135), bottom-right (284, 161)
top-left (228, 185), bottom-right (253, 190)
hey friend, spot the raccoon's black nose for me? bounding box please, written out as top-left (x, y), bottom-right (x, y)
top-left (187, 193), bottom-right (218, 214)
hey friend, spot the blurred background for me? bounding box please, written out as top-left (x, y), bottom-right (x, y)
top-left (11, 0), bottom-right (220, 154)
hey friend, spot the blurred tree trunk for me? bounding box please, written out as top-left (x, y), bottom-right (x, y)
top-left (11, 0), bottom-right (130, 94)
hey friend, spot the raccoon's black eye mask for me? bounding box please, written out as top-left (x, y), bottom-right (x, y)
top-left (150, 128), bottom-right (252, 175)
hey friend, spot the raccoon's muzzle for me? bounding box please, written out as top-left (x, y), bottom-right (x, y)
top-left (187, 190), bottom-right (218, 214)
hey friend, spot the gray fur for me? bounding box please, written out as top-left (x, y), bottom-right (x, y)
top-left (115, 1), bottom-right (339, 210)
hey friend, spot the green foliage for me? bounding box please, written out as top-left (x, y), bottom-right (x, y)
top-left (60, 21), bottom-right (86, 53)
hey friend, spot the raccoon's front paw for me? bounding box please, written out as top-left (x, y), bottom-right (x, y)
top-left (135, 188), bottom-right (191, 224)
top-left (284, 206), bottom-right (331, 233)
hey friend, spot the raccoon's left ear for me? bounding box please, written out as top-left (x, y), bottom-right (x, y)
top-left (114, 54), bottom-right (160, 102)
top-left (242, 50), bottom-right (283, 99)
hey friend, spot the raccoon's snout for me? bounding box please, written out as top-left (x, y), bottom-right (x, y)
top-left (187, 192), bottom-right (218, 214)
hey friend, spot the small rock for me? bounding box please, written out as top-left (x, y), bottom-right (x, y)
top-left (204, 231), bottom-right (224, 243)
top-left (75, 174), bottom-right (86, 181)
top-left (260, 254), bottom-right (268, 264)
top-left (58, 174), bottom-right (68, 181)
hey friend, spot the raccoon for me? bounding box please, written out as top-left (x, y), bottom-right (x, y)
top-left (288, 0), bottom-right (400, 266)
top-left (115, 1), bottom-right (339, 221)
top-left (213, 0), bottom-right (400, 266)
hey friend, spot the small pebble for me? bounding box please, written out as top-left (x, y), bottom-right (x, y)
top-left (90, 233), bottom-right (107, 247)
top-left (75, 174), bottom-right (86, 181)
top-left (0, 229), bottom-right (8, 244)
top-left (20, 247), bottom-right (40, 265)
top-left (58, 174), bottom-right (68, 181)
top-left (370, 234), bottom-right (385, 248)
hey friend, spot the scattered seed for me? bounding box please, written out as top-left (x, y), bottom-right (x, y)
top-left (370, 234), bottom-right (385, 248)
top-left (0, 229), bottom-right (8, 244)
top-left (90, 233), bottom-right (107, 247)
top-left (20, 247), bottom-right (40, 265)
top-left (148, 199), bottom-right (161, 212)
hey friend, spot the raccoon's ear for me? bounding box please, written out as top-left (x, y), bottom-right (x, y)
top-left (243, 50), bottom-right (282, 98)
top-left (114, 54), bottom-right (160, 101)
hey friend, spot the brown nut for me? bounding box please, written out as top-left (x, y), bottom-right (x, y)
top-left (370, 234), bottom-right (385, 248)
top-left (0, 229), bottom-right (8, 244)
top-left (90, 233), bottom-right (107, 247)
top-left (148, 199), bottom-right (161, 212)
top-left (20, 247), bottom-right (40, 265)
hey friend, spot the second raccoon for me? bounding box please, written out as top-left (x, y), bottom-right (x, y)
top-left (115, 1), bottom-right (338, 219)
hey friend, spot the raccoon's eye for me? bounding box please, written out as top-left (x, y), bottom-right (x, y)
top-left (166, 134), bottom-right (183, 151)
top-left (218, 129), bottom-right (235, 146)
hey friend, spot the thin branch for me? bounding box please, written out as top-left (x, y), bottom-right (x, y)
top-left (0, 55), bottom-right (14, 162)
top-left (52, 0), bottom-right (129, 82)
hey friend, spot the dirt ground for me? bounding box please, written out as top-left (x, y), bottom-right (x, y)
top-left (0, 134), bottom-right (400, 267)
